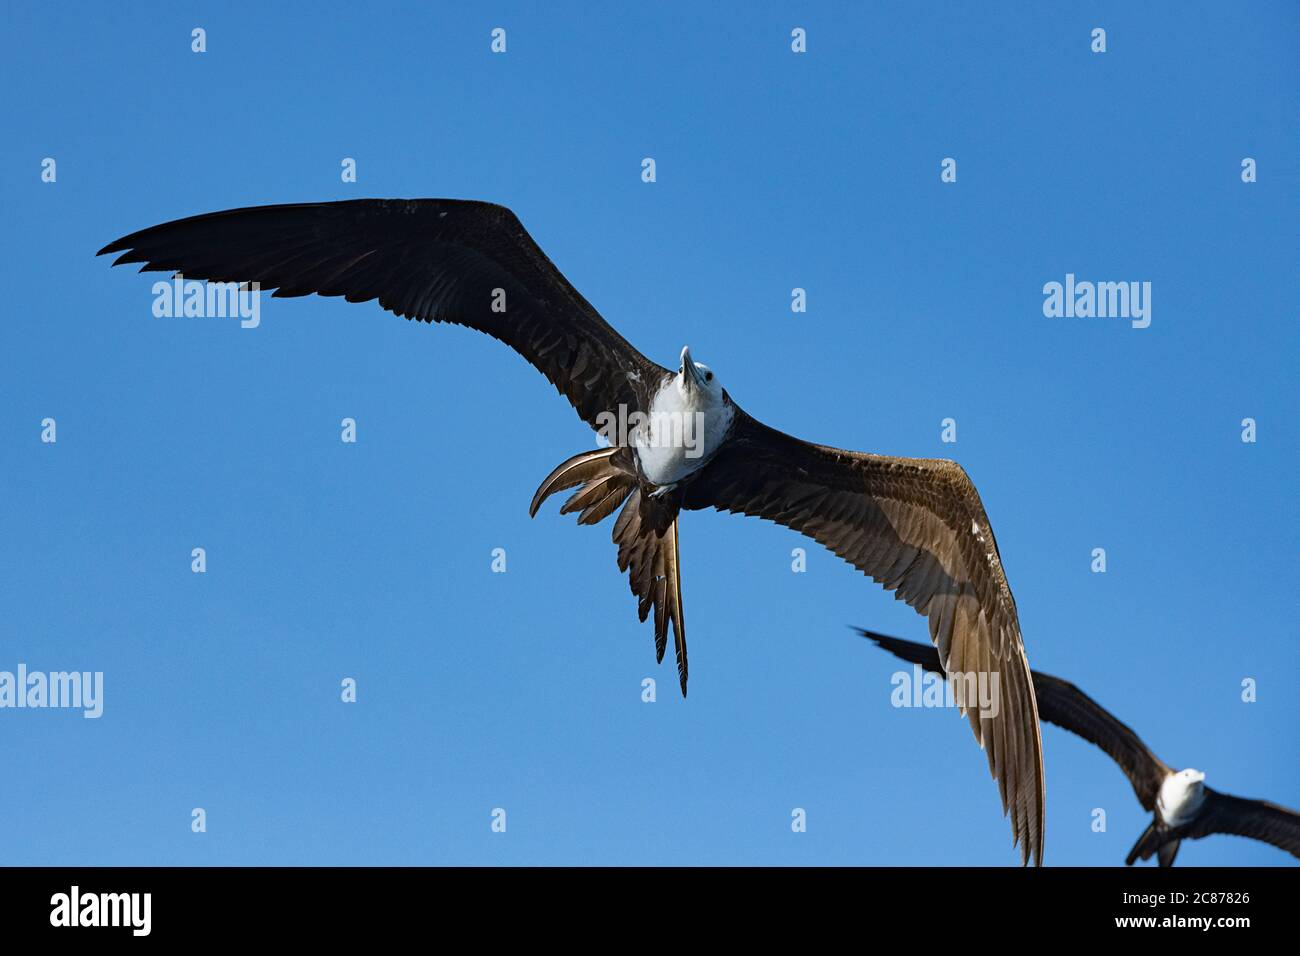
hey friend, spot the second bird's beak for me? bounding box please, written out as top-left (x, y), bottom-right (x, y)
top-left (680, 346), bottom-right (704, 390)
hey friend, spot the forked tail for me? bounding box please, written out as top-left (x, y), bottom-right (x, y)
top-left (1126, 820), bottom-right (1182, 867)
top-left (530, 447), bottom-right (689, 695)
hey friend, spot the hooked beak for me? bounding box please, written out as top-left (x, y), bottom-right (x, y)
top-left (679, 346), bottom-right (704, 390)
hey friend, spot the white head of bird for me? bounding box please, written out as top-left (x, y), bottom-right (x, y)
top-left (1158, 768), bottom-right (1207, 826)
top-left (634, 346), bottom-right (733, 485)
top-left (674, 345), bottom-right (724, 404)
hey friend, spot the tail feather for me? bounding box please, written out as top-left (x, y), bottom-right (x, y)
top-left (577, 479), bottom-right (631, 526)
top-left (1126, 819), bottom-right (1166, 866)
top-left (663, 518), bottom-right (687, 694)
top-left (561, 472), bottom-right (628, 525)
top-left (1157, 839), bottom-right (1181, 867)
top-left (529, 447), bottom-right (624, 518)
top-left (531, 448), bottom-right (689, 696)
top-left (612, 484), bottom-right (641, 553)
top-left (652, 546), bottom-right (669, 657)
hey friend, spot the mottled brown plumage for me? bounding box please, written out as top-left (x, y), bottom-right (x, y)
top-left (685, 415), bottom-right (1046, 865)
top-left (101, 198), bottom-right (1047, 864)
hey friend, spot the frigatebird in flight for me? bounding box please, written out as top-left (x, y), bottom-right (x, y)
top-left (99, 198), bottom-right (1045, 864)
top-left (860, 629), bottom-right (1300, 865)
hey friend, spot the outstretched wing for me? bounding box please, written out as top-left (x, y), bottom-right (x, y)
top-left (1179, 788), bottom-right (1300, 858)
top-left (859, 629), bottom-right (1171, 810)
top-left (98, 199), bottom-right (667, 428)
top-left (1028, 670), bottom-right (1170, 811)
top-left (686, 411), bottom-right (1045, 865)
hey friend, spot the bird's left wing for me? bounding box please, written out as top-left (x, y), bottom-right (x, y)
top-left (685, 410), bottom-right (1045, 865)
top-left (98, 199), bottom-right (667, 428)
top-left (1180, 788), bottom-right (1300, 858)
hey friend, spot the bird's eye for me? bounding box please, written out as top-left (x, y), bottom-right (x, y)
top-left (705, 372), bottom-right (713, 382)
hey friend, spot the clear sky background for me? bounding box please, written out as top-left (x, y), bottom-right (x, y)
top-left (1, 2), bottom-right (1296, 867)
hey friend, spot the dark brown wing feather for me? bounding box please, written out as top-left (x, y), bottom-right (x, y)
top-left (1180, 788), bottom-right (1300, 858)
top-left (1029, 671), bottom-right (1170, 811)
top-left (98, 199), bottom-right (666, 428)
top-left (859, 630), bottom-right (1171, 810)
top-left (686, 411), bottom-right (1045, 865)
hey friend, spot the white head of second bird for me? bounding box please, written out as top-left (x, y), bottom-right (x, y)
top-left (1157, 768), bottom-right (1207, 826)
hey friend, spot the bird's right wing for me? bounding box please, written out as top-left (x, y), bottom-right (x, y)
top-left (1182, 788), bottom-right (1300, 858)
top-left (685, 409), bottom-right (1045, 865)
top-left (99, 199), bottom-right (667, 429)
top-left (859, 629), bottom-right (1171, 811)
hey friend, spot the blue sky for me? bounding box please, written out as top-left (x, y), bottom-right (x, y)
top-left (1, 2), bottom-right (1296, 866)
